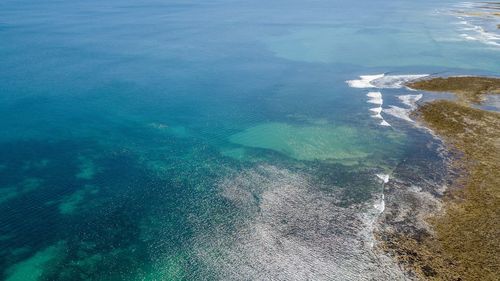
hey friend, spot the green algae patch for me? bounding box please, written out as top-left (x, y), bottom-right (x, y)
top-left (390, 96), bottom-right (500, 280)
top-left (229, 123), bottom-right (372, 161)
top-left (407, 76), bottom-right (500, 104)
top-left (5, 242), bottom-right (66, 281)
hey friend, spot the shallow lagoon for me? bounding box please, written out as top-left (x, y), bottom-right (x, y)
top-left (0, 0), bottom-right (499, 280)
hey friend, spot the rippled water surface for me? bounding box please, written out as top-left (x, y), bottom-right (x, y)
top-left (0, 0), bottom-right (499, 280)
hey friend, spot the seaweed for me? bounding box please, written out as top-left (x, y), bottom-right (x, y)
top-left (387, 76), bottom-right (500, 280)
top-left (415, 99), bottom-right (500, 280)
top-left (407, 76), bottom-right (500, 104)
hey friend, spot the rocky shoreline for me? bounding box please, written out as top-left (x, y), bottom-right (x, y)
top-left (376, 76), bottom-right (500, 280)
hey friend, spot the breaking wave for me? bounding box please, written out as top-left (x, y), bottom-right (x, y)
top-left (346, 74), bottom-right (385, 88)
top-left (370, 107), bottom-right (383, 119)
top-left (398, 94), bottom-right (422, 108)
top-left (347, 74), bottom-right (428, 89)
top-left (366, 92), bottom-right (391, 126)
top-left (451, 2), bottom-right (500, 48)
top-left (459, 21), bottom-right (500, 47)
top-left (383, 106), bottom-right (414, 123)
top-left (379, 120), bottom-right (391, 127)
top-left (366, 92), bottom-right (383, 105)
top-left (376, 174), bottom-right (390, 184)
top-left (370, 75), bottom-right (429, 89)
top-left (383, 94), bottom-right (423, 124)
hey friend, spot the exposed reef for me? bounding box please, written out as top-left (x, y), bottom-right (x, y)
top-left (378, 76), bottom-right (500, 280)
top-left (407, 76), bottom-right (500, 104)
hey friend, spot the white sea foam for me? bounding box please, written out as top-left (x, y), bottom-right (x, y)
top-left (369, 74), bottom-right (429, 89)
top-left (366, 92), bottom-right (383, 105)
top-left (456, 2), bottom-right (475, 9)
top-left (365, 92), bottom-right (390, 125)
top-left (368, 194), bottom-right (385, 247)
top-left (376, 174), bottom-right (390, 184)
top-left (460, 27), bottom-right (500, 46)
top-left (369, 107), bottom-right (383, 119)
top-left (398, 94), bottom-right (423, 108)
top-left (383, 106), bottom-right (414, 123)
top-left (383, 96), bottom-right (423, 125)
top-left (380, 120), bottom-right (391, 127)
top-left (369, 107), bottom-right (382, 114)
top-left (347, 74), bottom-right (428, 89)
top-left (349, 78), bottom-right (418, 128)
top-left (454, 11), bottom-right (500, 47)
top-left (461, 33), bottom-right (478, 41)
top-left (367, 98), bottom-right (383, 105)
top-left (346, 74), bottom-right (385, 88)
top-left (448, 1), bottom-right (500, 47)
top-left (365, 186), bottom-right (386, 249)
top-left (367, 92), bottom-right (382, 98)
top-left (373, 194), bottom-right (385, 213)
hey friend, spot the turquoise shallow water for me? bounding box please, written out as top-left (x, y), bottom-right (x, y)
top-left (0, 0), bottom-right (499, 280)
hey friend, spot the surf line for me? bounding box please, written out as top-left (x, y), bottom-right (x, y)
top-left (366, 172), bottom-right (391, 249)
top-left (346, 73), bottom-right (429, 89)
top-left (374, 173), bottom-right (389, 213)
top-left (346, 73), bottom-right (430, 127)
top-left (383, 94), bottom-right (424, 125)
top-left (367, 91), bottom-right (391, 127)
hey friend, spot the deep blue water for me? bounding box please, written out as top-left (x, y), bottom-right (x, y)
top-left (0, 0), bottom-right (499, 280)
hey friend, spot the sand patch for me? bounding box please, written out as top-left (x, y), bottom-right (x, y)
top-left (229, 123), bottom-right (371, 161)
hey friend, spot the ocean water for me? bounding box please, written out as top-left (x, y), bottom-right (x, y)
top-left (0, 0), bottom-right (499, 280)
